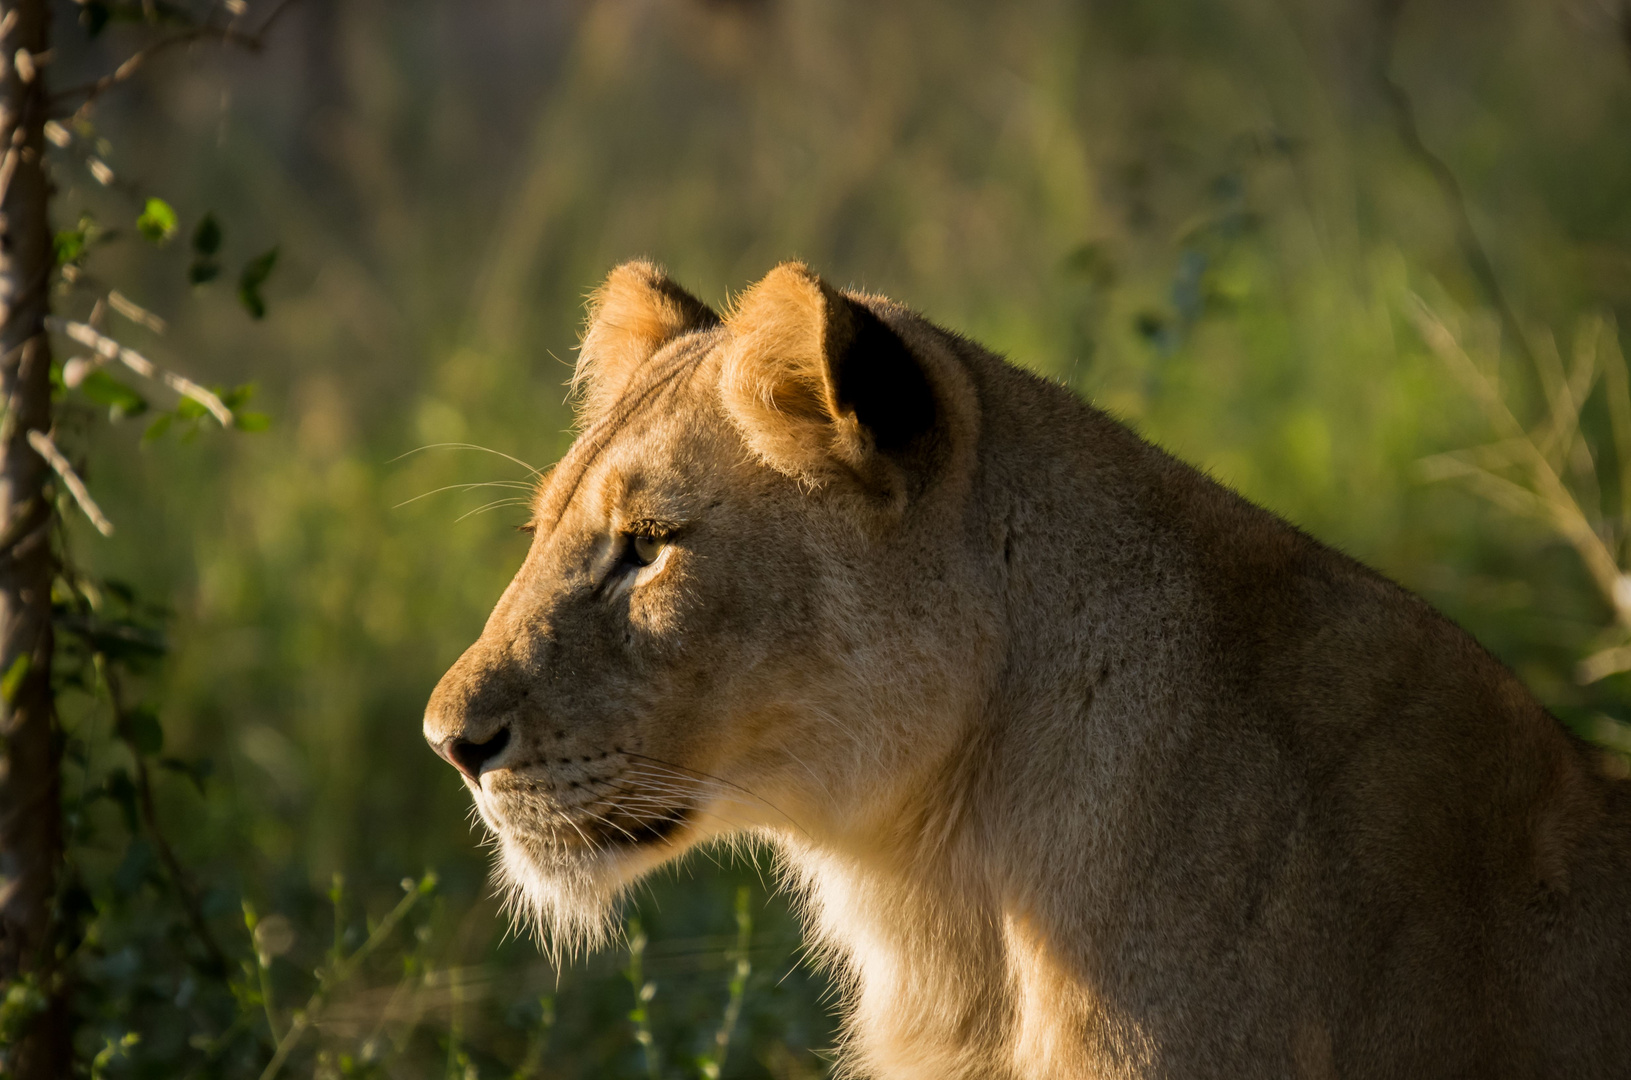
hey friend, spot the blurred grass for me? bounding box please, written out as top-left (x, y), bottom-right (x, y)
top-left (37, 0), bottom-right (1631, 1073)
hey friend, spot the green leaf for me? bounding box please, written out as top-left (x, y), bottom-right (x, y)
top-left (175, 396), bottom-right (207, 421)
top-left (78, 370), bottom-right (148, 418)
top-left (136, 197), bottom-right (178, 245)
top-left (142, 413), bottom-right (173, 441)
top-left (1, 654), bottom-right (29, 705)
top-left (221, 383), bottom-right (256, 410)
top-left (0, 975), bottom-right (49, 1045)
top-left (191, 212), bottom-right (222, 255)
top-left (121, 705), bottom-right (163, 756)
top-left (53, 228), bottom-right (86, 266)
top-left (238, 246), bottom-right (279, 319)
top-left (187, 259), bottom-right (220, 286)
top-left (234, 410), bottom-right (271, 432)
top-left (104, 768), bottom-right (138, 832)
top-left (55, 610), bottom-right (168, 666)
top-left (160, 755), bottom-right (212, 795)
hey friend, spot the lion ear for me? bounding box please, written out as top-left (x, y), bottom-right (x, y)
top-left (574, 261), bottom-right (719, 421)
top-left (720, 262), bottom-right (938, 495)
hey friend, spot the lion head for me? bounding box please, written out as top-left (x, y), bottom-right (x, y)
top-left (423, 260), bottom-right (996, 954)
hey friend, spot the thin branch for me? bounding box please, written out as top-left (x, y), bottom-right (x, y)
top-left (1412, 297), bottom-right (1629, 620)
top-left (1414, 454), bottom-right (1551, 522)
top-left (107, 290), bottom-right (166, 335)
top-left (26, 430), bottom-right (112, 537)
top-left (1598, 316), bottom-right (1631, 557)
top-left (47, 317), bottom-right (231, 425)
top-left (1578, 642), bottom-right (1631, 685)
top-left (51, 0), bottom-right (302, 117)
top-left (99, 661), bottom-right (231, 975)
top-left (1374, 0), bottom-right (1535, 372)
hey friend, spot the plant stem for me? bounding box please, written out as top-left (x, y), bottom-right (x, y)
top-left (256, 876), bottom-right (430, 1080)
top-left (625, 919), bottom-right (661, 1080)
top-left (699, 888), bottom-right (754, 1080)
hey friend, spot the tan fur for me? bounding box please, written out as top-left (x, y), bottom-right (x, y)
top-left (574, 258), bottom-right (720, 423)
top-left (426, 261), bottom-right (1631, 1078)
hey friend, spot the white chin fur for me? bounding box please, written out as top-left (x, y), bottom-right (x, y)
top-left (496, 834), bottom-right (625, 960)
top-left (493, 808), bottom-right (711, 961)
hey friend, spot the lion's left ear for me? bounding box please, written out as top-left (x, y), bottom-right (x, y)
top-left (721, 262), bottom-right (940, 498)
top-left (575, 260), bottom-right (719, 422)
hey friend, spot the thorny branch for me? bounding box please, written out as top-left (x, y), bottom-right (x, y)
top-left (51, 0), bottom-right (302, 118)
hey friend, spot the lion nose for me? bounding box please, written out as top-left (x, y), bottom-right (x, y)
top-left (434, 727), bottom-right (512, 781)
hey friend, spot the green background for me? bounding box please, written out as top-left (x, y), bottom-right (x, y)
top-left (42, 0), bottom-right (1631, 1074)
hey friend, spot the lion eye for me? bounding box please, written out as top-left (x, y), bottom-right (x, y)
top-left (630, 533), bottom-right (665, 567)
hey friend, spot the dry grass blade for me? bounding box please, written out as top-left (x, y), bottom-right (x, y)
top-left (1411, 295), bottom-right (1629, 625)
top-left (1599, 317), bottom-right (1631, 558)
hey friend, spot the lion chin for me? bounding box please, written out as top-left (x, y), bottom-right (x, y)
top-left (488, 804), bottom-right (706, 960)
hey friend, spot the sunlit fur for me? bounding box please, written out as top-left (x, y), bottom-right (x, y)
top-left (426, 261), bottom-right (1631, 1079)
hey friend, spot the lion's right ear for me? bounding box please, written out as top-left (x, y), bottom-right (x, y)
top-left (720, 262), bottom-right (944, 503)
top-left (574, 261), bottom-right (719, 422)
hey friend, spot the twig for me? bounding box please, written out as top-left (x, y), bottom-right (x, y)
top-left (698, 887), bottom-right (753, 1080)
top-left (106, 663), bottom-right (230, 975)
top-left (47, 317), bottom-right (232, 425)
top-left (1374, 0), bottom-right (1536, 371)
top-left (625, 920), bottom-right (661, 1080)
top-left (1597, 317), bottom-right (1631, 557)
top-left (1578, 642), bottom-right (1631, 684)
top-left (1410, 297), bottom-right (1628, 621)
top-left (107, 290), bottom-right (167, 335)
top-left (26, 429), bottom-right (112, 536)
top-left (51, 0), bottom-right (303, 117)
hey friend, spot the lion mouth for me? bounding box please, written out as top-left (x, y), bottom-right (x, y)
top-left (482, 773), bottom-right (692, 853)
top-left (608, 806), bottom-right (689, 847)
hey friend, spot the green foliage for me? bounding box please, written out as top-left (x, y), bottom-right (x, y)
top-left (189, 213), bottom-right (222, 286)
top-left (15, 0), bottom-right (1631, 1076)
top-left (0, 977), bottom-right (47, 1047)
top-left (237, 248), bottom-right (278, 320)
top-left (77, 370), bottom-right (147, 420)
top-left (54, 213), bottom-right (104, 269)
top-left (135, 198), bottom-right (177, 246)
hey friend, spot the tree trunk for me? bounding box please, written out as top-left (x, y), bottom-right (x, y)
top-left (0, 0), bottom-right (63, 1074)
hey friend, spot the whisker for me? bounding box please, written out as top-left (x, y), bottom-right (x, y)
top-left (454, 498), bottom-right (533, 522)
top-left (393, 480), bottom-right (538, 510)
top-left (590, 778), bottom-right (751, 826)
top-left (576, 807), bottom-right (646, 847)
top-left (388, 442), bottom-right (543, 475)
top-left (622, 752), bottom-right (810, 838)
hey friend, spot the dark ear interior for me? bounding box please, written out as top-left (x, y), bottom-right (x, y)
top-left (831, 304), bottom-right (938, 455)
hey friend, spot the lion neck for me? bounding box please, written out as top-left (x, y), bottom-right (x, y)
top-left (767, 354), bottom-right (1173, 1078)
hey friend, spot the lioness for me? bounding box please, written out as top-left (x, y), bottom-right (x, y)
top-left (424, 261), bottom-right (1631, 1078)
